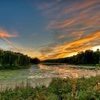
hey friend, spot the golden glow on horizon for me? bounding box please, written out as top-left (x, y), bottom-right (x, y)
top-left (91, 46), bottom-right (100, 51)
top-left (38, 0), bottom-right (100, 60)
top-left (0, 29), bottom-right (99, 60)
top-left (0, 0), bottom-right (100, 60)
top-left (39, 31), bottom-right (100, 60)
top-left (39, 45), bottom-right (100, 60)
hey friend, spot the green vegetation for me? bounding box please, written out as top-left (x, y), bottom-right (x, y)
top-left (96, 64), bottom-right (100, 69)
top-left (43, 49), bottom-right (100, 65)
top-left (0, 49), bottom-right (40, 70)
top-left (0, 49), bottom-right (100, 99)
top-left (0, 76), bottom-right (100, 100)
top-left (0, 49), bottom-right (30, 69)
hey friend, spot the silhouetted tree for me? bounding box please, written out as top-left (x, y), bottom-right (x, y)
top-left (30, 58), bottom-right (40, 64)
top-left (43, 49), bottom-right (100, 65)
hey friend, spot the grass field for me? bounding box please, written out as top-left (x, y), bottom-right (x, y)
top-left (0, 75), bottom-right (100, 100)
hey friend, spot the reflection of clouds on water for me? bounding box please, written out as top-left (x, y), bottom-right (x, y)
top-left (29, 64), bottom-right (99, 79)
top-left (0, 64), bottom-right (100, 90)
top-left (28, 64), bottom-right (79, 79)
top-left (51, 66), bottom-right (79, 78)
top-left (38, 64), bottom-right (50, 70)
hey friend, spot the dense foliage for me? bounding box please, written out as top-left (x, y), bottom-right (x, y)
top-left (0, 76), bottom-right (100, 100)
top-left (43, 49), bottom-right (100, 65)
top-left (30, 58), bottom-right (40, 64)
top-left (0, 49), bottom-right (40, 69)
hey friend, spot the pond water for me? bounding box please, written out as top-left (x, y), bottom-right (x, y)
top-left (0, 64), bottom-right (99, 90)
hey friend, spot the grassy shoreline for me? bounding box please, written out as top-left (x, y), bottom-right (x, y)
top-left (0, 76), bottom-right (100, 100)
top-left (0, 65), bottom-right (31, 70)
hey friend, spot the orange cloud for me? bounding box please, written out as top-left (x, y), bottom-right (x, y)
top-left (54, 31), bottom-right (100, 58)
top-left (62, 0), bottom-right (100, 15)
top-left (0, 29), bottom-right (17, 37)
top-left (47, 6), bottom-right (100, 30)
top-left (40, 31), bottom-right (100, 60)
top-left (60, 31), bottom-right (100, 50)
top-left (0, 29), bottom-right (19, 51)
top-left (38, 0), bottom-right (100, 60)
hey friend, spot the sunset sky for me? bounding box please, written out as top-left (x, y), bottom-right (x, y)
top-left (0, 0), bottom-right (100, 60)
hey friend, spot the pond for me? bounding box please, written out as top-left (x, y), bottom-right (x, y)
top-left (0, 64), bottom-right (99, 90)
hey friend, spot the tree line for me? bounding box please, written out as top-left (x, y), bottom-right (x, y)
top-left (0, 49), bottom-right (40, 69)
top-left (43, 49), bottom-right (100, 65)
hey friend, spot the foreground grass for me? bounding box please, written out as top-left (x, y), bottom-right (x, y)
top-left (0, 76), bottom-right (100, 100)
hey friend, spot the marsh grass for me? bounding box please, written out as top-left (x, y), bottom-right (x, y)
top-left (0, 76), bottom-right (100, 100)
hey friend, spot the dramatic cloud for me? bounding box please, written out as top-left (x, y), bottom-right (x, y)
top-left (0, 29), bottom-right (19, 51)
top-left (40, 31), bottom-right (100, 59)
top-left (38, 0), bottom-right (100, 59)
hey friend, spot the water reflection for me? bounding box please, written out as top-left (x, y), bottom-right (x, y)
top-left (0, 64), bottom-right (100, 90)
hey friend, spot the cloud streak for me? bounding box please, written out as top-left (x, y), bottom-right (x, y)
top-left (1, 37), bottom-right (19, 51)
top-left (0, 29), bottom-right (17, 38)
top-left (37, 0), bottom-right (100, 59)
top-left (40, 31), bottom-right (100, 59)
top-left (0, 28), bottom-right (19, 51)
